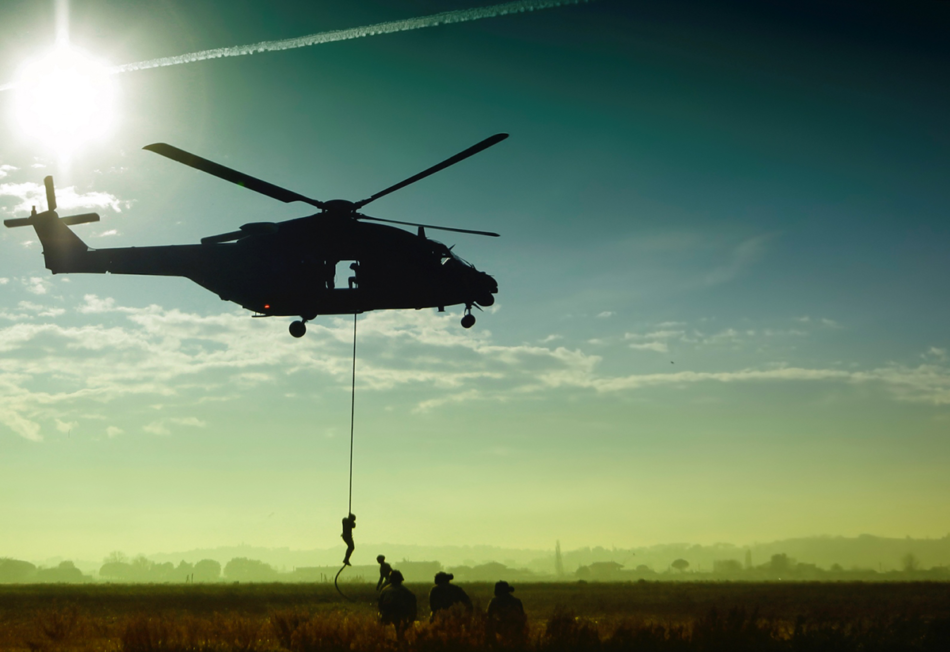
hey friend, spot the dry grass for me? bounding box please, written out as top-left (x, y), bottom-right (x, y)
top-left (1, 582), bottom-right (949, 651)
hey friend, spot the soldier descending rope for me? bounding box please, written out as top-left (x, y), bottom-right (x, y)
top-left (341, 513), bottom-right (356, 565)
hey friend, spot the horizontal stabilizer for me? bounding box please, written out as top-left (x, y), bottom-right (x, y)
top-left (4, 212), bottom-right (100, 228)
top-left (61, 213), bottom-right (100, 226)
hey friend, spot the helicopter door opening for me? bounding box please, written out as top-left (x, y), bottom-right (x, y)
top-left (339, 260), bottom-right (359, 289)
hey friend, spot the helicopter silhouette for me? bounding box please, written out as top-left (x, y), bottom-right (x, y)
top-left (4, 134), bottom-right (505, 337)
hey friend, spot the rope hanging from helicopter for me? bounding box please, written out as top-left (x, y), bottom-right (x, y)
top-left (335, 312), bottom-right (358, 602)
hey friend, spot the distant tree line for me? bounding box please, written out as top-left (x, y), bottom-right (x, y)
top-left (97, 552), bottom-right (223, 582)
top-left (4, 549), bottom-right (950, 584)
top-left (573, 552), bottom-right (950, 581)
top-left (0, 559), bottom-right (87, 584)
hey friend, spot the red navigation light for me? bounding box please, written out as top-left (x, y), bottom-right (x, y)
top-left (264, 304), bottom-right (270, 309)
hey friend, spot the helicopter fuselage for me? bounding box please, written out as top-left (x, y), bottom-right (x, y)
top-left (36, 210), bottom-right (497, 321)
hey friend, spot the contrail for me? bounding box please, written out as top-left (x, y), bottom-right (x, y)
top-left (0, 0), bottom-right (591, 91)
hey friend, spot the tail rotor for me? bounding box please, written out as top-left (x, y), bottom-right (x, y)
top-left (3, 175), bottom-right (101, 229)
top-left (45, 175), bottom-right (57, 212)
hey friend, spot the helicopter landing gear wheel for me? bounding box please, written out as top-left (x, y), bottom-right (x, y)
top-left (289, 320), bottom-right (307, 338)
top-left (461, 307), bottom-right (476, 329)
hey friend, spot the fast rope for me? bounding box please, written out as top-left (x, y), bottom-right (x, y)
top-left (335, 312), bottom-right (359, 602)
top-left (348, 311), bottom-right (357, 515)
top-left (334, 564), bottom-right (353, 602)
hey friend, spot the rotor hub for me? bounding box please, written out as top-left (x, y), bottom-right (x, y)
top-left (323, 199), bottom-right (357, 214)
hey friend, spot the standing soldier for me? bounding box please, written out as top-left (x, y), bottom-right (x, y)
top-left (376, 554), bottom-right (393, 591)
top-left (341, 513), bottom-right (356, 566)
top-left (378, 570), bottom-right (417, 639)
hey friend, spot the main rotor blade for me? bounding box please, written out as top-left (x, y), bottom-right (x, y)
top-left (358, 214), bottom-right (499, 237)
top-left (353, 133), bottom-right (508, 209)
top-left (144, 143), bottom-right (327, 210)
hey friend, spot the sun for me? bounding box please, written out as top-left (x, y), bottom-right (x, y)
top-left (13, 45), bottom-right (117, 157)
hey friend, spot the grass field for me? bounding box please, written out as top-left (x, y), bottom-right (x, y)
top-left (2, 581), bottom-right (949, 651)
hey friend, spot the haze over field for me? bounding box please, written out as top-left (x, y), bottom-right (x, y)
top-left (1, 1), bottom-right (949, 562)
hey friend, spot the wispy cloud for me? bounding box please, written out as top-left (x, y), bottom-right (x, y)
top-left (703, 234), bottom-right (773, 286)
top-left (143, 417), bottom-right (206, 436)
top-left (0, 181), bottom-right (130, 215)
top-left (628, 341), bottom-right (669, 353)
top-left (924, 347), bottom-right (947, 361)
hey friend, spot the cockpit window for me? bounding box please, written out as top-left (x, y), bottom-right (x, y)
top-left (432, 240), bottom-right (473, 268)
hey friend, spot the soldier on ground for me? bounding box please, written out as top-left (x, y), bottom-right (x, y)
top-left (428, 571), bottom-right (472, 621)
top-left (378, 570), bottom-right (417, 638)
top-left (376, 554), bottom-right (393, 591)
top-left (486, 580), bottom-right (526, 647)
top-left (341, 513), bottom-right (356, 566)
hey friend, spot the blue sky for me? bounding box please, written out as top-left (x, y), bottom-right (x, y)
top-left (1, 0), bottom-right (948, 562)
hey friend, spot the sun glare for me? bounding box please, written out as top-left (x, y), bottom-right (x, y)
top-left (13, 46), bottom-right (117, 157)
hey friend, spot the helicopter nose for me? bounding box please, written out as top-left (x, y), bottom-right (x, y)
top-left (475, 271), bottom-right (497, 306)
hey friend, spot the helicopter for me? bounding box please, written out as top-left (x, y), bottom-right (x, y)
top-left (4, 134), bottom-right (505, 337)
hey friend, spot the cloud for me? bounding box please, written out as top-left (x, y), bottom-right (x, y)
top-left (143, 417), bottom-right (206, 436)
top-left (0, 181), bottom-right (131, 215)
top-left (18, 301), bottom-right (65, 317)
top-left (413, 389), bottom-right (484, 413)
top-left (629, 341), bottom-right (669, 353)
top-left (1, 297), bottom-right (948, 442)
top-left (22, 277), bottom-right (51, 295)
top-left (596, 311), bottom-right (614, 318)
top-left (535, 364), bottom-right (950, 406)
top-left (703, 234), bottom-right (773, 286)
top-left (0, 164), bottom-right (16, 179)
top-left (925, 347), bottom-right (947, 361)
top-left (106, 426), bottom-right (124, 438)
top-left (625, 330), bottom-right (684, 341)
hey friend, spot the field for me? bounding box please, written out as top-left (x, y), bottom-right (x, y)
top-left (2, 581), bottom-right (950, 651)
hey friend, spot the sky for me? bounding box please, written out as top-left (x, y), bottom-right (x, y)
top-left (1, 0), bottom-right (949, 563)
